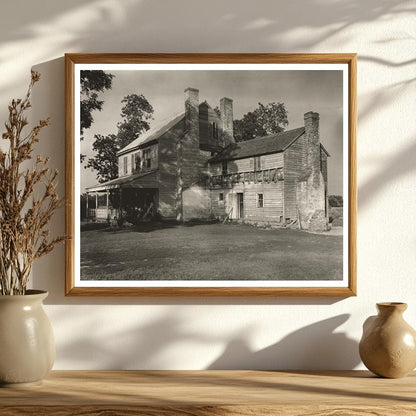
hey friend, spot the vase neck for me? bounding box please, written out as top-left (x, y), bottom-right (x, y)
top-left (377, 302), bottom-right (407, 316)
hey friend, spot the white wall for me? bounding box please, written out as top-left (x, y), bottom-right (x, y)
top-left (1, 0), bottom-right (415, 370)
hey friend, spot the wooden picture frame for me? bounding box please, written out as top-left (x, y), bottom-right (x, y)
top-left (65, 53), bottom-right (356, 296)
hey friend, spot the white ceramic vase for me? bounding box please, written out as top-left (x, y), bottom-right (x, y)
top-left (0, 290), bottom-right (55, 387)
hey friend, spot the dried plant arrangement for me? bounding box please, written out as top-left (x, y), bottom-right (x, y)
top-left (0, 71), bottom-right (65, 295)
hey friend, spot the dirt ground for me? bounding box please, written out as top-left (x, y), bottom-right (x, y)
top-left (80, 221), bottom-right (343, 281)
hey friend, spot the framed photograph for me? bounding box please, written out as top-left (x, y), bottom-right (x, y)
top-left (65, 53), bottom-right (356, 296)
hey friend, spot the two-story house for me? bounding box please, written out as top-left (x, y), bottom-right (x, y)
top-left (208, 111), bottom-right (330, 231)
top-left (85, 88), bottom-right (329, 231)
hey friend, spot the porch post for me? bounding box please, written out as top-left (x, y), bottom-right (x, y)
top-left (86, 192), bottom-right (89, 219)
top-left (106, 190), bottom-right (109, 220)
top-left (119, 188), bottom-right (122, 220)
top-left (95, 193), bottom-right (98, 211)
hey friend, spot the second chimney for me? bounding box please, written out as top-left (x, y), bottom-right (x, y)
top-left (304, 111), bottom-right (321, 186)
top-left (220, 97), bottom-right (234, 147)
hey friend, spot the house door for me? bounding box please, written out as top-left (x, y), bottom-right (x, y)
top-left (237, 193), bottom-right (244, 219)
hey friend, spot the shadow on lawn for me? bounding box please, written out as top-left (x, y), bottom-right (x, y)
top-left (81, 219), bottom-right (221, 234)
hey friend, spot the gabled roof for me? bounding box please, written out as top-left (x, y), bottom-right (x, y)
top-left (117, 112), bottom-right (185, 156)
top-left (209, 127), bottom-right (306, 162)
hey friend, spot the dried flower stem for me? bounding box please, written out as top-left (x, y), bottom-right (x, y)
top-left (0, 71), bottom-right (65, 295)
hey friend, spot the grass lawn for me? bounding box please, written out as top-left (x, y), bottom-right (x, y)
top-left (80, 222), bottom-right (343, 281)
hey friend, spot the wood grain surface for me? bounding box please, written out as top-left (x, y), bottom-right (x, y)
top-left (1, 370), bottom-right (415, 415)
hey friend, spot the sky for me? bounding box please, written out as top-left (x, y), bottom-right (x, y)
top-left (80, 67), bottom-right (344, 194)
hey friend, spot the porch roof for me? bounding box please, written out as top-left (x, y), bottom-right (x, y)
top-left (86, 170), bottom-right (159, 193)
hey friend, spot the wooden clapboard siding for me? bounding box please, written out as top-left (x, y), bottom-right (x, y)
top-left (211, 189), bottom-right (228, 217)
top-left (284, 132), bottom-right (307, 220)
top-left (118, 143), bottom-right (158, 177)
top-left (241, 182), bottom-right (284, 222)
top-left (158, 119), bottom-right (184, 218)
top-left (228, 158), bottom-right (251, 173)
top-left (261, 152), bottom-right (284, 170)
top-left (218, 153), bottom-right (284, 175)
top-left (209, 152), bottom-right (285, 222)
top-left (211, 183), bottom-right (283, 222)
top-left (118, 155), bottom-right (126, 177)
top-left (210, 159), bottom-right (248, 175)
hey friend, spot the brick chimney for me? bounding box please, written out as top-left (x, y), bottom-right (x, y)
top-left (176, 88), bottom-right (201, 221)
top-left (185, 87), bottom-right (199, 132)
top-left (304, 111), bottom-right (321, 185)
top-left (183, 87), bottom-right (200, 184)
top-left (220, 97), bottom-right (234, 147)
top-left (296, 111), bottom-right (328, 231)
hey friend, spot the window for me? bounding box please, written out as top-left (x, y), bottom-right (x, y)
top-left (222, 160), bottom-right (228, 175)
top-left (131, 154), bottom-right (135, 172)
top-left (123, 156), bottom-right (128, 175)
top-left (219, 193), bottom-right (224, 202)
top-left (254, 156), bottom-right (261, 171)
top-left (212, 122), bottom-right (218, 139)
top-left (257, 193), bottom-right (264, 208)
top-left (143, 148), bottom-right (151, 169)
top-left (134, 153), bottom-right (141, 173)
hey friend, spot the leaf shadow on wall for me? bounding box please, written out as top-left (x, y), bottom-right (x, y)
top-left (207, 314), bottom-right (360, 370)
top-left (52, 309), bottom-right (359, 370)
top-left (356, 55), bottom-right (416, 210)
top-left (52, 308), bottom-right (242, 370)
top-left (1, 0), bottom-right (412, 56)
top-left (0, 0), bottom-right (414, 104)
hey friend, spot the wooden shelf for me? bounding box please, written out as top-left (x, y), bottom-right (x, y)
top-left (1, 370), bottom-right (415, 415)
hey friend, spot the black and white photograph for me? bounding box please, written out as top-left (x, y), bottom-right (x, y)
top-left (65, 54), bottom-right (356, 295)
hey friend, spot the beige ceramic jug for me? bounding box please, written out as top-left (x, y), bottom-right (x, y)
top-left (359, 302), bottom-right (416, 378)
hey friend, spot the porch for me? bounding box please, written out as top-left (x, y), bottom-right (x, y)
top-left (84, 171), bottom-right (159, 223)
top-left (209, 168), bottom-right (284, 189)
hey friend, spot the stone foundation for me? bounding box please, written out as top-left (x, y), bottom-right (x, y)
top-left (297, 171), bottom-right (328, 232)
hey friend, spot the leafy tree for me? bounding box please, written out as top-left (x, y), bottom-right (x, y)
top-left (233, 102), bottom-right (288, 142)
top-left (80, 70), bottom-right (114, 163)
top-left (233, 111), bottom-right (265, 142)
top-left (80, 70), bottom-right (114, 137)
top-left (117, 94), bottom-right (154, 149)
top-left (86, 94), bottom-right (154, 183)
top-left (86, 134), bottom-right (119, 182)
